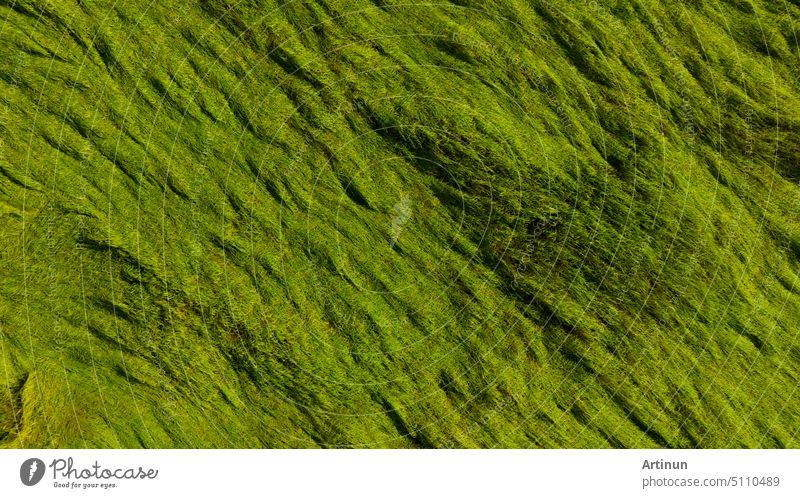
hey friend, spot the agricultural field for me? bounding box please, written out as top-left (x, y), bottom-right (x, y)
top-left (1, 0), bottom-right (800, 448)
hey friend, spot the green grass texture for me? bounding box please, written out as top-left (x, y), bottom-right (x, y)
top-left (2, 0), bottom-right (800, 448)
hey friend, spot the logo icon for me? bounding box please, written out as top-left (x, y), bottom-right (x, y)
top-left (20, 458), bottom-right (45, 486)
top-left (390, 193), bottom-right (413, 248)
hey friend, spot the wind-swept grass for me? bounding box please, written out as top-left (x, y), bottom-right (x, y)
top-left (1, 0), bottom-right (800, 447)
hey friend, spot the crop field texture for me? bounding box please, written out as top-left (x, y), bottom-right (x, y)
top-left (1, 0), bottom-right (800, 448)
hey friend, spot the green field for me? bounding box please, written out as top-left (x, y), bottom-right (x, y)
top-left (1, 0), bottom-right (800, 448)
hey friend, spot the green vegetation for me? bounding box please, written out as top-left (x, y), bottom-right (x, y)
top-left (1, 0), bottom-right (800, 448)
